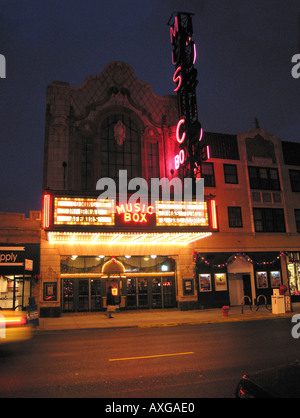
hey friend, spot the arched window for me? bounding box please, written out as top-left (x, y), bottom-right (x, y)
top-left (100, 114), bottom-right (141, 184)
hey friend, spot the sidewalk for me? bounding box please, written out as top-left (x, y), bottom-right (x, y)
top-left (36, 303), bottom-right (300, 332)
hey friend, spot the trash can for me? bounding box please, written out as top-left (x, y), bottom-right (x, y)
top-left (271, 290), bottom-right (285, 315)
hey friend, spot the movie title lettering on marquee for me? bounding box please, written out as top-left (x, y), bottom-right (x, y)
top-left (156, 201), bottom-right (209, 227)
top-left (54, 197), bottom-right (115, 226)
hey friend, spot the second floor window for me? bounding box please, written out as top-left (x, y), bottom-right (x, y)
top-left (253, 208), bottom-right (285, 232)
top-left (248, 166), bottom-right (280, 190)
top-left (228, 206), bottom-right (242, 227)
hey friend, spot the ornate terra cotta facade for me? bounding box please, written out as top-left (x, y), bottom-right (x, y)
top-left (43, 61), bottom-right (180, 191)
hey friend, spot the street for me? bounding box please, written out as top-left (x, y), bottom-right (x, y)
top-left (0, 318), bottom-right (299, 398)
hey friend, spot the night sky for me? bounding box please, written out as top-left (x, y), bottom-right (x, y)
top-left (0, 0), bottom-right (299, 215)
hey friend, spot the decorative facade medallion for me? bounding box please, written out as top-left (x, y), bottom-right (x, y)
top-left (114, 120), bottom-right (126, 146)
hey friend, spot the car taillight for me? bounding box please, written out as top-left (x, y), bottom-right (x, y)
top-left (3, 315), bottom-right (27, 327)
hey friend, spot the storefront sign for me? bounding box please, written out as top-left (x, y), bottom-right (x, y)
top-left (0, 246), bottom-right (25, 267)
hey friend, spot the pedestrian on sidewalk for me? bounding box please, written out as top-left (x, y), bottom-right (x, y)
top-left (106, 286), bottom-right (115, 318)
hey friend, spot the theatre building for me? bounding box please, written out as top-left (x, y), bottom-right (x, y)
top-left (40, 61), bottom-right (216, 317)
top-left (39, 61), bottom-right (300, 317)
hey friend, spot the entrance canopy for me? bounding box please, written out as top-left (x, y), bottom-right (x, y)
top-left (48, 231), bottom-right (212, 245)
top-left (43, 193), bottom-right (218, 245)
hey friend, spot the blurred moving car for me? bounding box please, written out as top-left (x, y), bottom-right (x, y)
top-left (235, 361), bottom-right (300, 398)
top-left (0, 310), bottom-right (32, 348)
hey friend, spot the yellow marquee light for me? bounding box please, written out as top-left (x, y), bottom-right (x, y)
top-left (61, 271), bottom-right (175, 279)
top-left (47, 231), bottom-right (212, 245)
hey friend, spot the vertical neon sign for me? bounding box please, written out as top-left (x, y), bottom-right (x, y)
top-left (169, 12), bottom-right (209, 175)
top-left (210, 199), bottom-right (218, 230)
top-left (43, 193), bottom-right (51, 229)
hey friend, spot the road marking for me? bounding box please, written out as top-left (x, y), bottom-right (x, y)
top-left (109, 351), bottom-right (194, 362)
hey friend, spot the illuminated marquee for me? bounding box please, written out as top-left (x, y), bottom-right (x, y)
top-left (43, 194), bottom-right (217, 235)
top-left (53, 197), bottom-right (115, 226)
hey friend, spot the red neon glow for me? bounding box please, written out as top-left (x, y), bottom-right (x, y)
top-left (179, 149), bottom-right (185, 164)
top-left (199, 128), bottom-right (203, 142)
top-left (170, 16), bottom-right (178, 44)
top-left (116, 203), bottom-right (153, 215)
top-left (174, 149), bottom-right (185, 170)
top-left (173, 66), bottom-right (182, 92)
top-left (176, 119), bottom-right (186, 144)
top-left (43, 194), bottom-right (51, 229)
top-left (193, 43), bottom-right (197, 64)
top-left (116, 203), bottom-right (154, 224)
top-left (210, 199), bottom-right (218, 230)
top-left (206, 145), bottom-right (210, 160)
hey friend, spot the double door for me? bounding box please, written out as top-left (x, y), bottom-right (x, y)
top-left (126, 276), bottom-right (175, 309)
top-left (127, 277), bottom-right (148, 309)
top-left (63, 279), bottom-right (102, 312)
top-left (62, 276), bottom-right (176, 312)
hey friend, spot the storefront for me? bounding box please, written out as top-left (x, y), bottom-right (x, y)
top-left (194, 251), bottom-right (284, 308)
top-left (0, 244), bottom-right (40, 310)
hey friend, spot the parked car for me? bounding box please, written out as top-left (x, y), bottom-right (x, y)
top-left (0, 309), bottom-right (32, 349)
top-left (235, 361), bottom-right (300, 398)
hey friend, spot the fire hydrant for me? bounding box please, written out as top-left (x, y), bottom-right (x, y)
top-left (222, 306), bottom-right (230, 317)
top-left (279, 285), bottom-right (287, 295)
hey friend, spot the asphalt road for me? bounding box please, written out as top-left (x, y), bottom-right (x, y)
top-left (0, 318), bottom-right (299, 398)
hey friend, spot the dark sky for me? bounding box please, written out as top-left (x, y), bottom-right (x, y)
top-left (0, 0), bottom-right (299, 215)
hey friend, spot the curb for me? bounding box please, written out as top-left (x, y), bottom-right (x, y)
top-left (34, 311), bottom-right (296, 333)
top-left (138, 313), bottom-right (295, 328)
